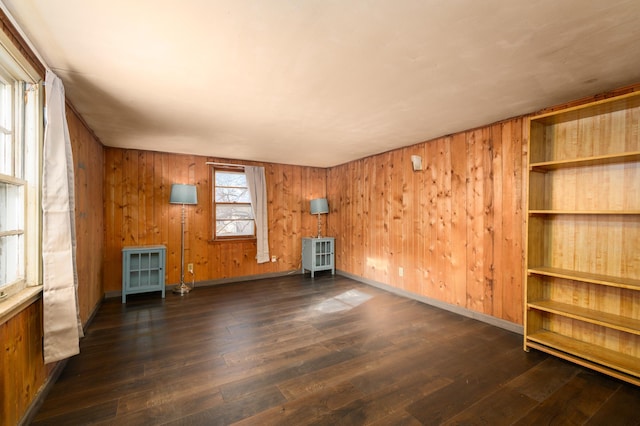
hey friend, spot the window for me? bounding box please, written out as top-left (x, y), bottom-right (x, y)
top-left (0, 38), bottom-right (41, 301)
top-left (213, 168), bottom-right (255, 239)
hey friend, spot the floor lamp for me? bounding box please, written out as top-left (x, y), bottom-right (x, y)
top-left (310, 198), bottom-right (329, 238)
top-left (170, 184), bottom-right (198, 295)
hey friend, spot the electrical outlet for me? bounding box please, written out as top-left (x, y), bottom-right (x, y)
top-left (187, 263), bottom-right (194, 273)
top-left (398, 267), bottom-right (404, 277)
top-left (271, 255), bottom-right (277, 263)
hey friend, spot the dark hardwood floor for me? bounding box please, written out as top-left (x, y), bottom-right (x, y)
top-left (31, 274), bottom-right (640, 425)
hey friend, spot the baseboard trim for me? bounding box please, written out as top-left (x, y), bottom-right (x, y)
top-left (83, 295), bottom-right (104, 333)
top-left (19, 294), bottom-right (104, 425)
top-left (104, 269), bottom-right (302, 299)
top-left (185, 269), bottom-right (303, 289)
top-left (337, 270), bottom-right (523, 335)
top-left (19, 358), bottom-right (68, 426)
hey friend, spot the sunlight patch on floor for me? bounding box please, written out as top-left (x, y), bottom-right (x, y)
top-left (311, 289), bottom-right (373, 314)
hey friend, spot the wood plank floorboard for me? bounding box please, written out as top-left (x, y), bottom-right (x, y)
top-left (30, 274), bottom-right (639, 425)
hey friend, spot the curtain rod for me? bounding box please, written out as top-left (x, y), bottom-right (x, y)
top-left (205, 161), bottom-right (246, 169)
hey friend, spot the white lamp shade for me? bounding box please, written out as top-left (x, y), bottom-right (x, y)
top-left (310, 198), bottom-right (329, 214)
top-left (170, 184), bottom-right (198, 205)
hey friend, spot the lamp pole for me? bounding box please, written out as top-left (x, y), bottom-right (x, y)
top-left (170, 183), bottom-right (197, 295)
top-left (173, 203), bottom-right (190, 294)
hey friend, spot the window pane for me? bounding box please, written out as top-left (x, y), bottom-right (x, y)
top-left (216, 204), bottom-right (253, 220)
top-left (215, 171), bottom-right (247, 187)
top-left (0, 234), bottom-right (23, 286)
top-left (0, 79), bottom-right (10, 130)
top-left (0, 181), bottom-right (23, 232)
top-left (215, 187), bottom-right (250, 203)
top-left (0, 132), bottom-right (11, 175)
top-left (0, 53), bottom-right (38, 294)
top-left (213, 170), bottom-right (254, 239)
top-left (216, 220), bottom-right (254, 236)
top-left (0, 79), bottom-right (11, 176)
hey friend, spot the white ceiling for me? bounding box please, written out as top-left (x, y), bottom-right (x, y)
top-left (3, 1), bottom-right (640, 167)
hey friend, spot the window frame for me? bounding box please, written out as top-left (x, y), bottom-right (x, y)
top-left (211, 166), bottom-right (256, 241)
top-left (0, 30), bottom-right (43, 308)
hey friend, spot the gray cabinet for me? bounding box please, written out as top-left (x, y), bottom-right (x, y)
top-left (302, 237), bottom-right (335, 278)
top-left (122, 245), bottom-right (166, 303)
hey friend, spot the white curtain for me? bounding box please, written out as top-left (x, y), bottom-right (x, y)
top-left (245, 166), bottom-right (270, 263)
top-left (42, 70), bottom-right (83, 363)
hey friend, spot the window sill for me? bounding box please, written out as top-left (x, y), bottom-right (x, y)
top-left (0, 286), bottom-right (42, 326)
top-left (208, 237), bottom-right (257, 244)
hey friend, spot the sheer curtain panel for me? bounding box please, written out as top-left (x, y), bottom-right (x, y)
top-left (42, 70), bottom-right (83, 363)
top-left (245, 166), bottom-right (269, 263)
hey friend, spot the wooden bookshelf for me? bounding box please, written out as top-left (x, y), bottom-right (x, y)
top-left (524, 91), bottom-right (640, 385)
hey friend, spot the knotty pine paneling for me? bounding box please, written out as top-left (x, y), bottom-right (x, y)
top-left (103, 149), bottom-right (326, 293)
top-left (327, 84), bottom-right (640, 326)
top-left (67, 107), bottom-right (105, 324)
top-left (328, 119), bottom-right (528, 325)
top-left (0, 300), bottom-right (52, 426)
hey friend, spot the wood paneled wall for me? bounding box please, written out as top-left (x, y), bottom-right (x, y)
top-left (103, 149), bottom-right (326, 292)
top-left (327, 83), bottom-right (640, 326)
top-left (0, 300), bottom-right (50, 426)
top-left (67, 108), bottom-right (105, 323)
top-left (327, 119), bottom-right (528, 324)
top-left (1, 106), bottom-right (105, 425)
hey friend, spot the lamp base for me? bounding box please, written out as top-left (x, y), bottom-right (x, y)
top-left (172, 283), bottom-right (192, 295)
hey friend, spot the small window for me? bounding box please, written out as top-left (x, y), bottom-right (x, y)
top-left (0, 41), bottom-right (41, 301)
top-left (213, 169), bottom-right (255, 239)
top-left (0, 78), bottom-right (24, 295)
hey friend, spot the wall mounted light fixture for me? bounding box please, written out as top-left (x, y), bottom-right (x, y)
top-left (411, 155), bottom-right (423, 171)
